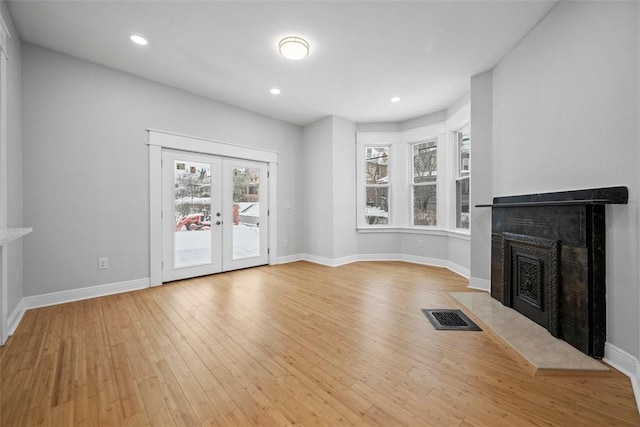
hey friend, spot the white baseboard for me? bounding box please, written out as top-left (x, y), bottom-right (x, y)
top-left (23, 278), bottom-right (150, 310)
top-left (355, 253), bottom-right (401, 262)
top-left (292, 252), bottom-right (470, 279)
top-left (8, 298), bottom-right (25, 336)
top-left (468, 276), bottom-right (491, 292)
top-left (277, 254), bottom-right (304, 264)
top-left (299, 253), bottom-right (334, 266)
top-left (401, 254), bottom-right (470, 278)
top-left (604, 342), bottom-right (640, 411)
top-left (299, 253), bottom-right (360, 267)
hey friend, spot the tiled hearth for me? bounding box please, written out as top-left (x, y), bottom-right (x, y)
top-left (451, 292), bottom-right (609, 374)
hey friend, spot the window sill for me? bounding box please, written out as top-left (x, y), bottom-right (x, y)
top-left (357, 227), bottom-right (470, 240)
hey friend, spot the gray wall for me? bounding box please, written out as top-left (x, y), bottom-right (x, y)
top-left (469, 70), bottom-right (493, 287)
top-left (22, 44), bottom-right (303, 296)
top-left (3, 0), bottom-right (24, 317)
top-left (472, 1), bottom-right (639, 356)
top-left (301, 115), bottom-right (358, 261)
top-left (302, 116), bottom-right (334, 259)
top-left (331, 116), bottom-right (357, 260)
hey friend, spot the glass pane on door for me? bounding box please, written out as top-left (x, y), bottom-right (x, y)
top-left (173, 160), bottom-right (212, 267)
top-left (231, 167), bottom-right (260, 260)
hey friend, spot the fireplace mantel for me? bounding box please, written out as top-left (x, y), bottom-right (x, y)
top-left (477, 186), bottom-right (628, 358)
top-left (478, 186), bottom-right (628, 208)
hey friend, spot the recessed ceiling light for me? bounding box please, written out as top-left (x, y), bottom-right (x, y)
top-left (270, 88), bottom-right (281, 95)
top-left (130, 34), bottom-right (148, 46)
top-left (279, 36), bottom-right (309, 60)
top-left (391, 97), bottom-right (401, 103)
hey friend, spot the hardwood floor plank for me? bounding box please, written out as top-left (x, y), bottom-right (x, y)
top-left (210, 365), bottom-right (281, 426)
top-left (2, 261), bottom-right (638, 426)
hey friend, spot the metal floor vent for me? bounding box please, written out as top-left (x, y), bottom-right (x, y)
top-left (422, 309), bottom-right (482, 331)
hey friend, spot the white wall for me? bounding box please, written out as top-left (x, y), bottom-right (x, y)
top-left (637, 0), bottom-right (640, 364)
top-left (302, 116), bottom-right (334, 259)
top-left (331, 116), bottom-right (358, 260)
top-left (477, 1), bottom-right (639, 356)
top-left (301, 115), bottom-right (359, 262)
top-left (2, 0), bottom-right (24, 318)
top-left (22, 44), bottom-right (303, 297)
top-left (469, 70), bottom-right (493, 290)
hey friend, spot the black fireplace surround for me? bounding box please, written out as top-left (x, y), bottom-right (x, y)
top-left (478, 186), bottom-right (628, 358)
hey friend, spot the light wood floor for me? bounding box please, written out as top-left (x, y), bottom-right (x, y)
top-left (1, 261), bottom-right (638, 426)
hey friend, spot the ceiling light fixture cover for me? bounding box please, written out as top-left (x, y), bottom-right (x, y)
top-left (130, 34), bottom-right (148, 46)
top-left (391, 97), bottom-right (401, 103)
top-left (279, 36), bottom-right (309, 60)
top-left (270, 88), bottom-right (281, 95)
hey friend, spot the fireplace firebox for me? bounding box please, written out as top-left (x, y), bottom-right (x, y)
top-left (478, 187), bottom-right (628, 358)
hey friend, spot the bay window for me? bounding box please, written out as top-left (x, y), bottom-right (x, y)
top-left (356, 116), bottom-right (469, 233)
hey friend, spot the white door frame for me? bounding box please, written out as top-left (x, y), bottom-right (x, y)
top-left (147, 129), bottom-right (278, 286)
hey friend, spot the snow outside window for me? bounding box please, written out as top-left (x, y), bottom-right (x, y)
top-left (455, 125), bottom-right (470, 229)
top-left (412, 141), bottom-right (437, 226)
top-left (364, 146), bottom-right (390, 225)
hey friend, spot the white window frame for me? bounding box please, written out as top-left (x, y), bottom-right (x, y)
top-left (410, 139), bottom-right (438, 227)
top-left (453, 123), bottom-right (470, 231)
top-left (365, 145), bottom-right (391, 226)
top-left (357, 143), bottom-right (392, 228)
top-left (356, 124), bottom-right (444, 230)
top-left (356, 112), bottom-right (470, 235)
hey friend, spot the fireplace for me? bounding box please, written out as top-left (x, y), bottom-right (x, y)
top-left (478, 187), bottom-right (628, 358)
top-left (502, 232), bottom-right (560, 337)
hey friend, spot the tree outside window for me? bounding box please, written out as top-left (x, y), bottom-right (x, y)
top-left (365, 146), bottom-right (390, 224)
top-left (412, 141), bottom-right (437, 226)
top-left (456, 126), bottom-right (470, 229)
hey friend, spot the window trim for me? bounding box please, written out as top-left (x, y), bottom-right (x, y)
top-left (356, 117), bottom-right (469, 233)
top-left (410, 139), bottom-right (438, 227)
top-left (357, 143), bottom-right (392, 228)
top-left (453, 123), bottom-right (471, 231)
top-left (356, 124), bottom-right (443, 230)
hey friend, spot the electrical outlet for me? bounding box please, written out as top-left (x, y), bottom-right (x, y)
top-left (98, 257), bottom-right (109, 270)
top-left (418, 239), bottom-right (423, 248)
top-left (283, 238), bottom-right (288, 247)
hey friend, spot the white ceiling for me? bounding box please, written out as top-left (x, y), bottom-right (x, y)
top-left (7, 0), bottom-right (557, 126)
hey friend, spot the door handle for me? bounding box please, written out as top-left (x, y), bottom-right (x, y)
top-left (216, 221), bottom-right (222, 225)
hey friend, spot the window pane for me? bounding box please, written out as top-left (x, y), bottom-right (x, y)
top-left (458, 126), bottom-right (470, 177)
top-left (413, 141), bottom-right (437, 183)
top-left (365, 146), bottom-right (389, 185)
top-left (413, 185), bottom-right (437, 226)
top-left (456, 177), bottom-right (470, 229)
top-left (174, 160), bottom-right (212, 268)
top-left (366, 187), bottom-right (389, 224)
top-left (232, 167), bottom-right (260, 260)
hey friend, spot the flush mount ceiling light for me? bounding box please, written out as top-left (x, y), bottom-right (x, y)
top-left (270, 88), bottom-right (281, 95)
top-left (279, 36), bottom-right (309, 60)
top-left (130, 34), bottom-right (148, 46)
top-left (391, 96), bottom-right (401, 103)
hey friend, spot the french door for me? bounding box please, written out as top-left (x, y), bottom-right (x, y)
top-left (162, 150), bottom-right (269, 282)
